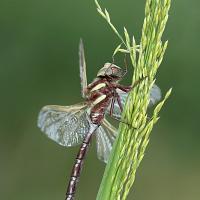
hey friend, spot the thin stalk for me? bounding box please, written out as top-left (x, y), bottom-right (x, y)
top-left (96, 0), bottom-right (172, 199)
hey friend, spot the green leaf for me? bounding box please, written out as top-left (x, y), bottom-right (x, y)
top-left (124, 27), bottom-right (131, 49)
top-left (112, 44), bottom-right (122, 57)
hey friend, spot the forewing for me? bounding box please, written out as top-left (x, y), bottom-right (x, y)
top-left (108, 84), bottom-right (162, 119)
top-left (95, 119), bottom-right (117, 163)
top-left (117, 84), bottom-right (161, 107)
top-left (149, 84), bottom-right (161, 107)
top-left (79, 39), bottom-right (87, 98)
top-left (38, 103), bottom-right (91, 147)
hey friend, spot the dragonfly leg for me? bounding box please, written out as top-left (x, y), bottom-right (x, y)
top-left (109, 97), bottom-right (115, 116)
top-left (115, 75), bottom-right (148, 94)
top-left (109, 114), bottom-right (136, 130)
top-left (116, 93), bottom-right (123, 112)
top-left (131, 76), bottom-right (148, 89)
top-left (109, 92), bottom-right (138, 130)
top-left (108, 96), bottom-right (136, 129)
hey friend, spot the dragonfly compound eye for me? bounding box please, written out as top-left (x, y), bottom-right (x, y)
top-left (110, 66), bottom-right (123, 78)
top-left (97, 63), bottom-right (123, 78)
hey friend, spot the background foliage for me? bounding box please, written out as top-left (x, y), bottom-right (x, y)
top-left (0, 0), bottom-right (199, 200)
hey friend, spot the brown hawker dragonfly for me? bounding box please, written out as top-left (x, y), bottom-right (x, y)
top-left (37, 40), bottom-right (161, 200)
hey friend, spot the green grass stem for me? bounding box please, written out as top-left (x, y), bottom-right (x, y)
top-left (95, 0), bottom-right (172, 199)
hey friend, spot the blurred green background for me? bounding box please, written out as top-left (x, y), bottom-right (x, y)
top-left (1, 0), bottom-right (199, 199)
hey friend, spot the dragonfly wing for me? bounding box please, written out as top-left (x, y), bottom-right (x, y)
top-left (79, 39), bottom-right (87, 98)
top-left (149, 84), bottom-right (161, 107)
top-left (95, 119), bottom-right (117, 163)
top-left (108, 84), bottom-right (162, 118)
top-left (38, 103), bottom-right (91, 147)
top-left (116, 84), bottom-right (162, 107)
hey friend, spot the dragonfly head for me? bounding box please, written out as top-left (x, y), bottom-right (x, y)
top-left (97, 63), bottom-right (125, 80)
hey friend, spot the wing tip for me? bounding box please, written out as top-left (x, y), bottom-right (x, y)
top-left (79, 38), bottom-right (84, 49)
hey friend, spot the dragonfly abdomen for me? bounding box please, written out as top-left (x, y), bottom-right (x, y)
top-left (66, 133), bottom-right (92, 200)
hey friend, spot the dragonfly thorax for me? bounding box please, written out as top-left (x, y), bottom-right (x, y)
top-left (87, 78), bottom-right (115, 124)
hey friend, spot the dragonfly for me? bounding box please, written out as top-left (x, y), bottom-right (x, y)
top-left (37, 40), bottom-right (161, 200)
